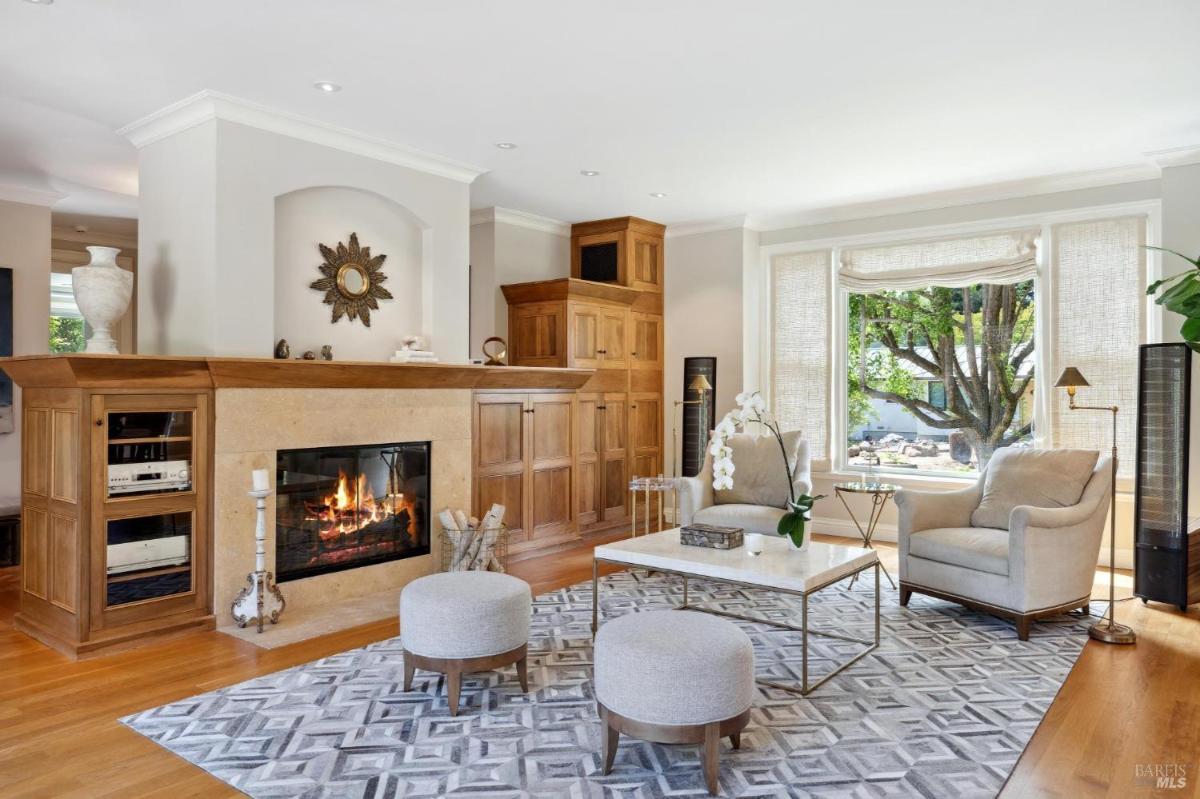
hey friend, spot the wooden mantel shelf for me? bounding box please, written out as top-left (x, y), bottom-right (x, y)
top-left (0, 354), bottom-right (593, 390)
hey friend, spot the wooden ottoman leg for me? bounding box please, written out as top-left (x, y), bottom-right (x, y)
top-left (447, 669), bottom-right (462, 716)
top-left (601, 706), bottom-right (619, 774)
top-left (729, 732), bottom-right (741, 750)
top-left (403, 652), bottom-right (415, 692)
top-left (516, 654), bottom-right (529, 693)
top-left (702, 721), bottom-right (720, 795)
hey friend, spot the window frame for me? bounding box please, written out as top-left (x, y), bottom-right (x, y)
top-left (758, 199), bottom-right (1162, 485)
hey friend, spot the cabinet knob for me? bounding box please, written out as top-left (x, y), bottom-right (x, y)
top-left (95, 418), bottom-right (103, 427)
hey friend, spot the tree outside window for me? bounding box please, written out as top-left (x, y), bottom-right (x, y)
top-left (49, 272), bottom-right (87, 353)
top-left (847, 280), bottom-right (1035, 473)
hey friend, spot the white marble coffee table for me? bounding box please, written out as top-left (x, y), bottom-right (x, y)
top-left (592, 529), bottom-right (880, 696)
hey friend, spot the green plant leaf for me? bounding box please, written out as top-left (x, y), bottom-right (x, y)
top-left (1182, 317), bottom-right (1200, 342)
top-left (777, 511), bottom-right (807, 547)
top-left (1145, 245), bottom-right (1200, 269)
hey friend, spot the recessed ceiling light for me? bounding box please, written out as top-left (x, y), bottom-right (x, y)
top-left (495, 142), bottom-right (518, 150)
top-left (24, 0), bottom-right (54, 5)
top-left (580, 170), bottom-right (600, 177)
top-left (649, 192), bottom-right (667, 198)
top-left (313, 81), bottom-right (342, 93)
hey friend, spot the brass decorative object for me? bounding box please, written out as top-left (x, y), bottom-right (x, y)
top-left (482, 336), bottom-right (508, 366)
top-left (310, 232), bottom-right (392, 326)
top-left (1055, 367), bottom-right (1135, 645)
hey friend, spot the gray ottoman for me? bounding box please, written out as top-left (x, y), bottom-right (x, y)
top-left (400, 571), bottom-right (532, 715)
top-left (594, 610), bottom-right (754, 795)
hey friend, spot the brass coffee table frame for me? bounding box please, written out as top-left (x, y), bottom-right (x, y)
top-left (591, 557), bottom-right (881, 697)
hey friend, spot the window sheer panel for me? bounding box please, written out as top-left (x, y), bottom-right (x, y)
top-left (1050, 216), bottom-right (1145, 478)
top-left (771, 250), bottom-right (831, 465)
top-left (839, 229), bottom-right (1038, 291)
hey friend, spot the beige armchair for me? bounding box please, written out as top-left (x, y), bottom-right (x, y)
top-left (677, 431), bottom-right (811, 535)
top-left (895, 448), bottom-right (1112, 640)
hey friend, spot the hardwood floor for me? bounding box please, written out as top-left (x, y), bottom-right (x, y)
top-left (0, 532), bottom-right (1196, 798)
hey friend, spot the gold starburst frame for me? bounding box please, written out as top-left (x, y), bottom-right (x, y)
top-left (310, 232), bottom-right (393, 326)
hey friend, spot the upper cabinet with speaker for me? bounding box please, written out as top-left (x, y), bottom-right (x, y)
top-left (571, 216), bottom-right (665, 293)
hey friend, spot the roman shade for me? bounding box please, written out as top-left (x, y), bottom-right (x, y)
top-left (771, 250), bottom-right (830, 465)
top-left (838, 229), bottom-right (1039, 291)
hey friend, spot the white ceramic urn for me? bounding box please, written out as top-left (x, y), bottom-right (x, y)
top-left (72, 246), bottom-right (133, 354)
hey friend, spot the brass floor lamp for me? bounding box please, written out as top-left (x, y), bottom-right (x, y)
top-left (1055, 367), bottom-right (1136, 645)
top-left (671, 374), bottom-right (713, 523)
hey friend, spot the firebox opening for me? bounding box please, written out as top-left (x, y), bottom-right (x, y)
top-left (275, 441), bottom-right (431, 582)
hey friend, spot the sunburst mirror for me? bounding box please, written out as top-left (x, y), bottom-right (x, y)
top-left (310, 232), bottom-right (393, 326)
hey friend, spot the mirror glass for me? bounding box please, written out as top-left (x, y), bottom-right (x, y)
top-left (339, 264), bottom-right (368, 297)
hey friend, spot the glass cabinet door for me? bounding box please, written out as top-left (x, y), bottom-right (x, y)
top-left (105, 512), bottom-right (193, 607)
top-left (106, 410), bottom-right (193, 499)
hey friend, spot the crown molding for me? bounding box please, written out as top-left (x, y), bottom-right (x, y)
top-left (51, 226), bottom-right (137, 250)
top-left (747, 162), bottom-right (1161, 233)
top-left (1144, 144), bottom-right (1200, 169)
top-left (664, 214), bottom-right (751, 239)
top-left (117, 90), bottom-right (488, 184)
top-left (0, 184), bottom-right (64, 207)
top-left (470, 206), bottom-right (570, 236)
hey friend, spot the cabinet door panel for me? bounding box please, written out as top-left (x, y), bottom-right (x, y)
top-left (477, 473), bottom-right (524, 538)
top-left (629, 393), bottom-right (662, 454)
top-left (569, 304), bottom-right (603, 369)
top-left (575, 394), bottom-right (601, 527)
top-left (601, 393), bottom-right (628, 520)
top-left (630, 232), bottom-right (663, 292)
top-left (600, 310), bottom-right (629, 369)
top-left (476, 401), bottom-right (525, 469)
top-left (510, 303), bottom-right (563, 367)
top-left (630, 313), bottom-right (663, 371)
top-left (531, 467), bottom-right (572, 538)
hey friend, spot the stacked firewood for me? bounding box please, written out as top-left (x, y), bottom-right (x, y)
top-left (439, 504), bottom-right (506, 572)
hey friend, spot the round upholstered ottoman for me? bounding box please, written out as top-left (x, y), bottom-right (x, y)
top-left (594, 610), bottom-right (754, 795)
top-left (400, 571), bottom-right (532, 715)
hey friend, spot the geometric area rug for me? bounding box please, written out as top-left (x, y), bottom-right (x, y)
top-left (121, 569), bottom-right (1097, 798)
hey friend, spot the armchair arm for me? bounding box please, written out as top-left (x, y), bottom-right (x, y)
top-left (791, 440), bottom-right (813, 498)
top-left (677, 452), bottom-right (714, 526)
top-left (1009, 456), bottom-right (1113, 612)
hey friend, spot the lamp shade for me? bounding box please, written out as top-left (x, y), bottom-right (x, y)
top-left (687, 374), bottom-right (713, 392)
top-left (1054, 367), bottom-right (1091, 388)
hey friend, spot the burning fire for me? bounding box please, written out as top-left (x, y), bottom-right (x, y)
top-left (305, 470), bottom-right (416, 539)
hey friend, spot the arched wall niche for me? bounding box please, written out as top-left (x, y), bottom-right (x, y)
top-left (273, 185), bottom-right (428, 361)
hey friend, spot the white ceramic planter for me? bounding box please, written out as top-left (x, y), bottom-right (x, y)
top-left (73, 246), bottom-right (133, 354)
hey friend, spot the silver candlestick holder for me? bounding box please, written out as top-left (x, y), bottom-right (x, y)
top-left (231, 486), bottom-right (286, 632)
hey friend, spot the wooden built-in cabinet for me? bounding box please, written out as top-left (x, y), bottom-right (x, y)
top-left (499, 252), bottom-right (665, 548)
top-left (15, 386), bottom-right (213, 658)
top-left (473, 391), bottom-right (576, 554)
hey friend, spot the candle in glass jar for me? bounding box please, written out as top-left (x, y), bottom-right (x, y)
top-left (745, 533), bottom-right (765, 555)
top-left (252, 468), bottom-right (270, 492)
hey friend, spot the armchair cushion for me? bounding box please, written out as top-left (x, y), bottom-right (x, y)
top-left (908, 526), bottom-right (1010, 576)
top-left (970, 448), bottom-right (1099, 530)
top-left (714, 430), bottom-right (802, 509)
top-left (693, 504), bottom-right (787, 536)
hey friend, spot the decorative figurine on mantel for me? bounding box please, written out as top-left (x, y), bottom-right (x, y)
top-left (320, 344), bottom-right (333, 361)
top-left (231, 468), bottom-right (286, 633)
top-left (274, 338), bottom-right (290, 359)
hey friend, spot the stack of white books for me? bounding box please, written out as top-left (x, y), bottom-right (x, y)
top-left (390, 349), bottom-right (439, 363)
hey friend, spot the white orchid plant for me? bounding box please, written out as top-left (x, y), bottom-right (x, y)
top-left (710, 391), bottom-right (824, 548)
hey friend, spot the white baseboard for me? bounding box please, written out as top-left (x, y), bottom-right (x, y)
top-left (812, 515), bottom-right (1133, 570)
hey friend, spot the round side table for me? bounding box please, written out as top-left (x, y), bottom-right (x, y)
top-left (833, 481), bottom-right (898, 589)
top-left (629, 476), bottom-right (675, 537)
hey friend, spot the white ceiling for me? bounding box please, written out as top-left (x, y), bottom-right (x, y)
top-left (2, 0), bottom-right (1198, 225)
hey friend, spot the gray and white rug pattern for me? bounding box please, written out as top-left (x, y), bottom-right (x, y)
top-left (122, 570), bottom-right (1094, 798)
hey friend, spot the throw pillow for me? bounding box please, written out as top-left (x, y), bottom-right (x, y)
top-left (714, 430), bottom-right (803, 509)
top-left (970, 447), bottom-right (1099, 530)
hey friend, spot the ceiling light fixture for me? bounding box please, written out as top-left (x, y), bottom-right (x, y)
top-left (580, 170), bottom-right (600, 177)
top-left (24, 0), bottom-right (54, 4)
top-left (313, 81), bottom-right (342, 93)
top-left (495, 142), bottom-right (518, 150)
top-left (649, 192), bottom-right (667, 198)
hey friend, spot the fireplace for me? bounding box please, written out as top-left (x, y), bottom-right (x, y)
top-left (275, 442), bottom-right (430, 582)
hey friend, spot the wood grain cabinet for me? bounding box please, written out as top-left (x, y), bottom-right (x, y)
top-left (15, 387), bottom-right (213, 658)
top-left (570, 217), bottom-right (666, 293)
top-left (575, 392), bottom-right (630, 531)
top-left (473, 391), bottom-right (576, 554)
